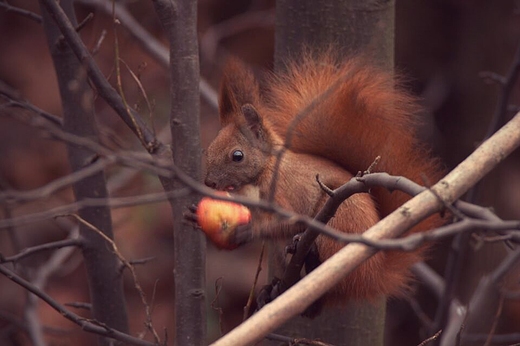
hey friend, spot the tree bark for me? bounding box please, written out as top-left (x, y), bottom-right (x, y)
top-left (39, 0), bottom-right (129, 344)
top-left (271, 0), bottom-right (395, 344)
top-left (151, 0), bottom-right (206, 345)
top-left (275, 0), bottom-right (395, 69)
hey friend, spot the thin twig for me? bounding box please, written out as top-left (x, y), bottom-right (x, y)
top-left (0, 238), bottom-right (83, 263)
top-left (436, 37), bottom-right (520, 339)
top-left (0, 1), bottom-right (42, 23)
top-left (40, 0), bottom-right (161, 153)
top-left (211, 277), bottom-right (224, 337)
top-left (65, 302), bottom-right (92, 310)
top-left (0, 188), bottom-right (189, 229)
top-left (483, 294), bottom-right (505, 346)
top-left (91, 29), bottom-right (107, 55)
top-left (119, 58), bottom-right (155, 135)
top-left (243, 242), bottom-right (266, 321)
top-left (0, 183), bottom-right (46, 346)
top-left (0, 157), bottom-right (115, 203)
top-left (418, 330), bottom-right (442, 346)
top-left (112, 6), bottom-right (146, 147)
top-left (0, 264), bottom-right (156, 346)
top-left (76, 0), bottom-right (218, 109)
top-left (62, 213), bottom-right (161, 344)
top-left (1, 92), bottom-right (63, 126)
top-left (411, 262), bottom-right (445, 300)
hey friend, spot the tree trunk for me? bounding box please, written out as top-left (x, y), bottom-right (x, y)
top-left (271, 0), bottom-right (395, 344)
top-left (39, 1), bottom-right (129, 344)
top-left (151, 0), bottom-right (206, 345)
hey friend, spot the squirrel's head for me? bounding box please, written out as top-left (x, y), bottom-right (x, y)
top-left (205, 103), bottom-right (273, 193)
top-left (205, 59), bottom-right (276, 194)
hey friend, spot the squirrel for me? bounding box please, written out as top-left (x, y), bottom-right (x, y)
top-left (202, 52), bottom-right (444, 305)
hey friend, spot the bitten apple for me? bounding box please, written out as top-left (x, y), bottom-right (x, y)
top-left (196, 193), bottom-right (251, 249)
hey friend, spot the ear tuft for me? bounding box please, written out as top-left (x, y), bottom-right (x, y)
top-left (219, 58), bottom-right (261, 126)
top-left (242, 104), bottom-right (263, 139)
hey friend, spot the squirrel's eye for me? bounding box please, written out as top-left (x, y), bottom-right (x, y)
top-left (231, 150), bottom-right (244, 162)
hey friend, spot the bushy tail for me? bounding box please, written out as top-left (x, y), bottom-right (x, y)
top-left (263, 53), bottom-right (445, 294)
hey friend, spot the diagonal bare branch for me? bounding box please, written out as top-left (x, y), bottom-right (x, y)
top-left (39, 0), bottom-right (162, 153)
top-left (76, 0), bottom-right (219, 109)
top-left (0, 264), bottom-right (157, 346)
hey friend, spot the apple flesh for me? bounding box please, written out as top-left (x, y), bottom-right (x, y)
top-left (196, 193), bottom-right (251, 249)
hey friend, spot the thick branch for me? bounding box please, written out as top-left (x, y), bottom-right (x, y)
top-left (279, 173), bottom-right (519, 298)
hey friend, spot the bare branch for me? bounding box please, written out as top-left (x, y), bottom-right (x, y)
top-left (0, 187), bottom-right (46, 346)
top-left (65, 302), bottom-right (92, 310)
top-left (277, 171), bottom-right (519, 302)
top-left (0, 187), bottom-right (190, 229)
top-left (119, 59), bottom-right (155, 131)
top-left (0, 265), bottom-right (157, 346)
top-left (210, 277), bottom-right (224, 337)
top-left (417, 330), bottom-right (442, 346)
top-left (243, 242), bottom-right (266, 321)
top-left (39, 0), bottom-right (130, 340)
top-left (39, 0), bottom-right (161, 153)
top-left (64, 214), bottom-right (161, 344)
top-left (0, 238), bottom-right (82, 264)
top-left (1, 88), bottom-right (63, 126)
top-left (435, 38), bottom-right (520, 338)
top-left (483, 37), bottom-right (520, 140)
top-left (0, 1), bottom-right (42, 23)
top-left (76, 0), bottom-right (219, 109)
top-left (0, 157), bottom-right (115, 203)
top-left (411, 262), bottom-right (446, 300)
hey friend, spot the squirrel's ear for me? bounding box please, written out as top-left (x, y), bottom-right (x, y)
top-left (241, 104), bottom-right (264, 140)
top-left (219, 58), bottom-right (261, 126)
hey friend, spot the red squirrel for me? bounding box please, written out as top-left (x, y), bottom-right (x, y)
top-left (203, 52), bottom-right (444, 303)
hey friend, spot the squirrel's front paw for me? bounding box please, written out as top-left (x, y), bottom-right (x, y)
top-left (285, 233), bottom-right (302, 255)
top-left (256, 277), bottom-right (282, 311)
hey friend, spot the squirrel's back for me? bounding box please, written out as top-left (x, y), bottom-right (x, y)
top-left (262, 53), bottom-right (443, 221)
top-left (260, 54), bottom-right (445, 289)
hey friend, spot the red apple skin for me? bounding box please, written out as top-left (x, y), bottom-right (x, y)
top-left (196, 194), bottom-right (251, 249)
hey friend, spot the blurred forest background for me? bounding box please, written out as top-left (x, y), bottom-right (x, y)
top-left (0, 0), bottom-right (519, 345)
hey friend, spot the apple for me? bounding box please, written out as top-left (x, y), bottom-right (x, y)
top-left (196, 193), bottom-right (251, 249)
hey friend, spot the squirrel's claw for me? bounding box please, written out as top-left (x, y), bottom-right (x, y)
top-left (256, 277), bottom-right (282, 311)
top-left (183, 204), bottom-right (200, 228)
top-left (285, 233), bottom-right (302, 255)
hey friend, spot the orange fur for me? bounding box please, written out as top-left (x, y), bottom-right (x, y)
top-left (263, 53), bottom-right (445, 296)
top-left (204, 53), bottom-right (444, 306)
